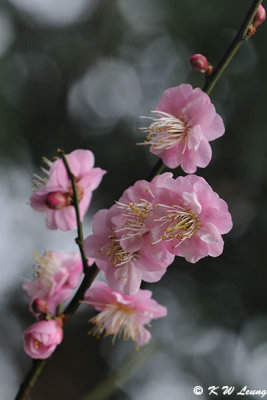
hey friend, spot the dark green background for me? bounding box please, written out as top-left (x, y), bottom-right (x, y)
top-left (2, 1), bottom-right (267, 399)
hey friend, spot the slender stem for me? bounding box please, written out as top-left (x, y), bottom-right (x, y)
top-left (81, 343), bottom-right (159, 400)
top-left (15, 360), bottom-right (46, 400)
top-left (57, 149), bottom-right (88, 273)
top-left (64, 264), bottom-right (99, 320)
top-left (203, 0), bottom-right (262, 94)
top-left (15, 150), bottom-right (99, 400)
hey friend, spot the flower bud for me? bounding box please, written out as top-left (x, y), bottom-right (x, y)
top-left (45, 192), bottom-right (68, 210)
top-left (190, 54), bottom-right (211, 73)
top-left (253, 4), bottom-right (266, 28)
top-left (24, 320), bottom-right (63, 359)
top-left (32, 298), bottom-right (49, 315)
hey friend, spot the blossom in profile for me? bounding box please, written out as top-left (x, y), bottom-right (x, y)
top-left (147, 174), bottom-right (232, 263)
top-left (22, 251), bottom-right (84, 315)
top-left (30, 149), bottom-right (106, 231)
top-left (84, 207), bottom-right (174, 295)
top-left (139, 84), bottom-right (224, 173)
top-left (84, 281), bottom-right (167, 346)
top-left (24, 320), bottom-right (63, 359)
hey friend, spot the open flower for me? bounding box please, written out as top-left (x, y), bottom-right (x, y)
top-left (84, 207), bottom-right (174, 295)
top-left (84, 281), bottom-right (167, 346)
top-left (147, 174), bottom-right (232, 263)
top-left (31, 149), bottom-right (106, 231)
top-left (111, 173), bottom-right (173, 253)
top-left (24, 320), bottom-right (63, 359)
top-left (22, 250), bottom-right (85, 315)
top-left (139, 84), bottom-right (224, 173)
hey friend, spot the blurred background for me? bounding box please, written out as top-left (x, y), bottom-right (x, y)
top-left (1, 0), bottom-right (267, 399)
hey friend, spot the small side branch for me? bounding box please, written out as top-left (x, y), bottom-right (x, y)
top-left (15, 150), bottom-right (100, 400)
top-left (203, 0), bottom-right (263, 94)
top-left (57, 149), bottom-right (88, 273)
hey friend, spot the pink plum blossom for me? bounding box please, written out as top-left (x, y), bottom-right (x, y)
top-left (84, 206), bottom-right (174, 295)
top-left (22, 251), bottom-right (87, 315)
top-left (84, 281), bottom-right (167, 346)
top-left (24, 320), bottom-right (63, 359)
top-left (140, 84), bottom-right (225, 173)
top-left (147, 174), bottom-right (233, 263)
top-left (31, 149), bottom-right (106, 231)
top-left (111, 173), bottom-right (173, 253)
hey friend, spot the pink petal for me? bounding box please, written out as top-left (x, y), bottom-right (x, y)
top-left (91, 209), bottom-right (110, 236)
top-left (66, 149), bottom-right (95, 176)
top-left (204, 113), bottom-right (225, 141)
top-left (200, 208), bottom-right (233, 234)
top-left (187, 124), bottom-right (203, 151)
top-left (193, 137), bottom-right (212, 168)
top-left (79, 168), bottom-right (106, 191)
top-left (182, 191), bottom-right (202, 214)
top-left (207, 236), bottom-right (224, 257)
top-left (198, 222), bottom-right (221, 244)
top-left (54, 207), bottom-right (77, 231)
top-left (136, 327), bottom-right (151, 346)
top-left (156, 84), bottom-right (194, 117)
top-left (176, 236), bottom-right (208, 263)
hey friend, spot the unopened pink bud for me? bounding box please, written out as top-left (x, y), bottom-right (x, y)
top-left (253, 4), bottom-right (266, 28)
top-left (32, 299), bottom-right (49, 314)
top-left (45, 192), bottom-right (68, 210)
top-left (24, 320), bottom-right (63, 359)
top-left (190, 54), bottom-right (210, 73)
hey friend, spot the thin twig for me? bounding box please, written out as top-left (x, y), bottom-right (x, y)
top-left (81, 343), bottom-right (159, 400)
top-left (58, 149), bottom-right (88, 273)
top-left (203, 0), bottom-right (263, 94)
top-left (15, 150), bottom-right (99, 400)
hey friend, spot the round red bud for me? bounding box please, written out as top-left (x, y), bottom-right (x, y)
top-left (190, 54), bottom-right (210, 73)
top-left (32, 299), bottom-right (49, 314)
top-left (46, 192), bottom-right (68, 210)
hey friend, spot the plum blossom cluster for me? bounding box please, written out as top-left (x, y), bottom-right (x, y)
top-left (82, 171), bottom-right (232, 344)
top-left (84, 173), bottom-right (232, 293)
top-left (22, 250), bottom-right (87, 358)
top-left (16, 6), bottom-right (267, 400)
top-left (23, 72), bottom-right (234, 355)
top-left (22, 149), bottom-right (104, 359)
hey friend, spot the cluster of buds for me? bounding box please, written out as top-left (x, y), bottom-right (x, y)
top-left (22, 250), bottom-right (87, 358)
